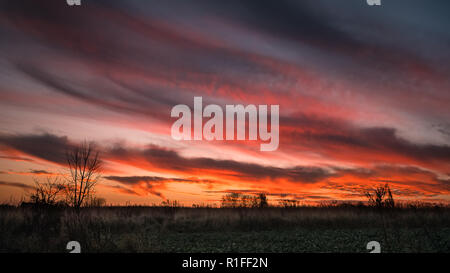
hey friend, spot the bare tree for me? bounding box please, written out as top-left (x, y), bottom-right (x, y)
top-left (29, 176), bottom-right (65, 206)
top-left (65, 141), bottom-right (102, 208)
top-left (257, 193), bottom-right (268, 208)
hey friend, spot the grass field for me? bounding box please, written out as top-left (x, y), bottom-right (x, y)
top-left (0, 205), bottom-right (449, 253)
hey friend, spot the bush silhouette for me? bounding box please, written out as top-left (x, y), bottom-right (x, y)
top-left (365, 184), bottom-right (395, 208)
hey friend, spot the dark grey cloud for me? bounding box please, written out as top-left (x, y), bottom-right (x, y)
top-left (104, 184), bottom-right (139, 196)
top-left (323, 165), bottom-right (450, 196)
top-left (108, 145), bottom-right (335, 183)
top-left (322, 182), bottom-right (433, 198)
top-left (282, 114), bottom-right (450, 165)
top-left (104, 176), bottom-right (168, 198)
top-left (0, 155), bottom-right (33, 162)
top-left (0, 169), bottom-right (54, 176)
top-left (329, 127), bottom-right (450, 162)
top-left (104, 175), bottom-right (218, 198)
top-left (0, 133), bottom-right (74, 165)
top-left (28, 169), bottom-right (54, 175)
top-left (202, 0), bottom-right (360, 48)
top-left (104, 175), bottom-right (213, 185)
top-left (0, 180), bottom-right (35, 190)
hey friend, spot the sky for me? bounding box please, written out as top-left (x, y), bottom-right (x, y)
top-left (0, 0), bottom-right (449, 205)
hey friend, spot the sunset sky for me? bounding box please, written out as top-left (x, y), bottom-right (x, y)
top-left (0, 0), bottom-right (449, 205)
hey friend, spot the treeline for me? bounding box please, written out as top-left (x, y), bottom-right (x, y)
top-left (219, 184), bottom-right (396, 209)
top-left (220, 193), bottom-right (268, 208)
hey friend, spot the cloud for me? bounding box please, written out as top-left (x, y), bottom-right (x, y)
top-left (104, 176), bottom-right (169, 198)
top-left (210, 0), bottom-right (360, 49)
top-left (0, 169), bottom-right (56, 176)
top-left (104, 175), bottom-right (217, 198)
top-left (281, 114), bottom-right (450, 171)
top-left (0, 156), bottom-right (34, 162)
top-left (28, 169), bottom-right (54, 175)
top-left (0, 133), bottom-right (74, 165)
top-left (103, 184), bottom-right (140, 196)
top-left (104, 175), bottom-right (214, 185)
top-left (107, 145), bottom-right (335, 183)
top-left (0, 180), bottom-right (35, 191)
top-left (323, 165), bottom-right (450, 198)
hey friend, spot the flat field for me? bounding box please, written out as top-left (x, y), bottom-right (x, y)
top-left (0, 206), bottom-right (448, 253)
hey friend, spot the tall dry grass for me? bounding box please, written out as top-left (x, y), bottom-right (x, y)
top-left (0, 205), bottom-right (448, 252)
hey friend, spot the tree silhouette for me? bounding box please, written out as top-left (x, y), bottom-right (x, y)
top-left (29, 176), bottom-right (65, 206)
top-left (65, 141), bottom-right (102, 208)
top-left (257, 193), bottom-right (268, 208)
top-left (365, 184), bottom-right (395, 208)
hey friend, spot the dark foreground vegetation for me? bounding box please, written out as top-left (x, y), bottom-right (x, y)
top-left (0, 204), bottom-right (449, 253)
